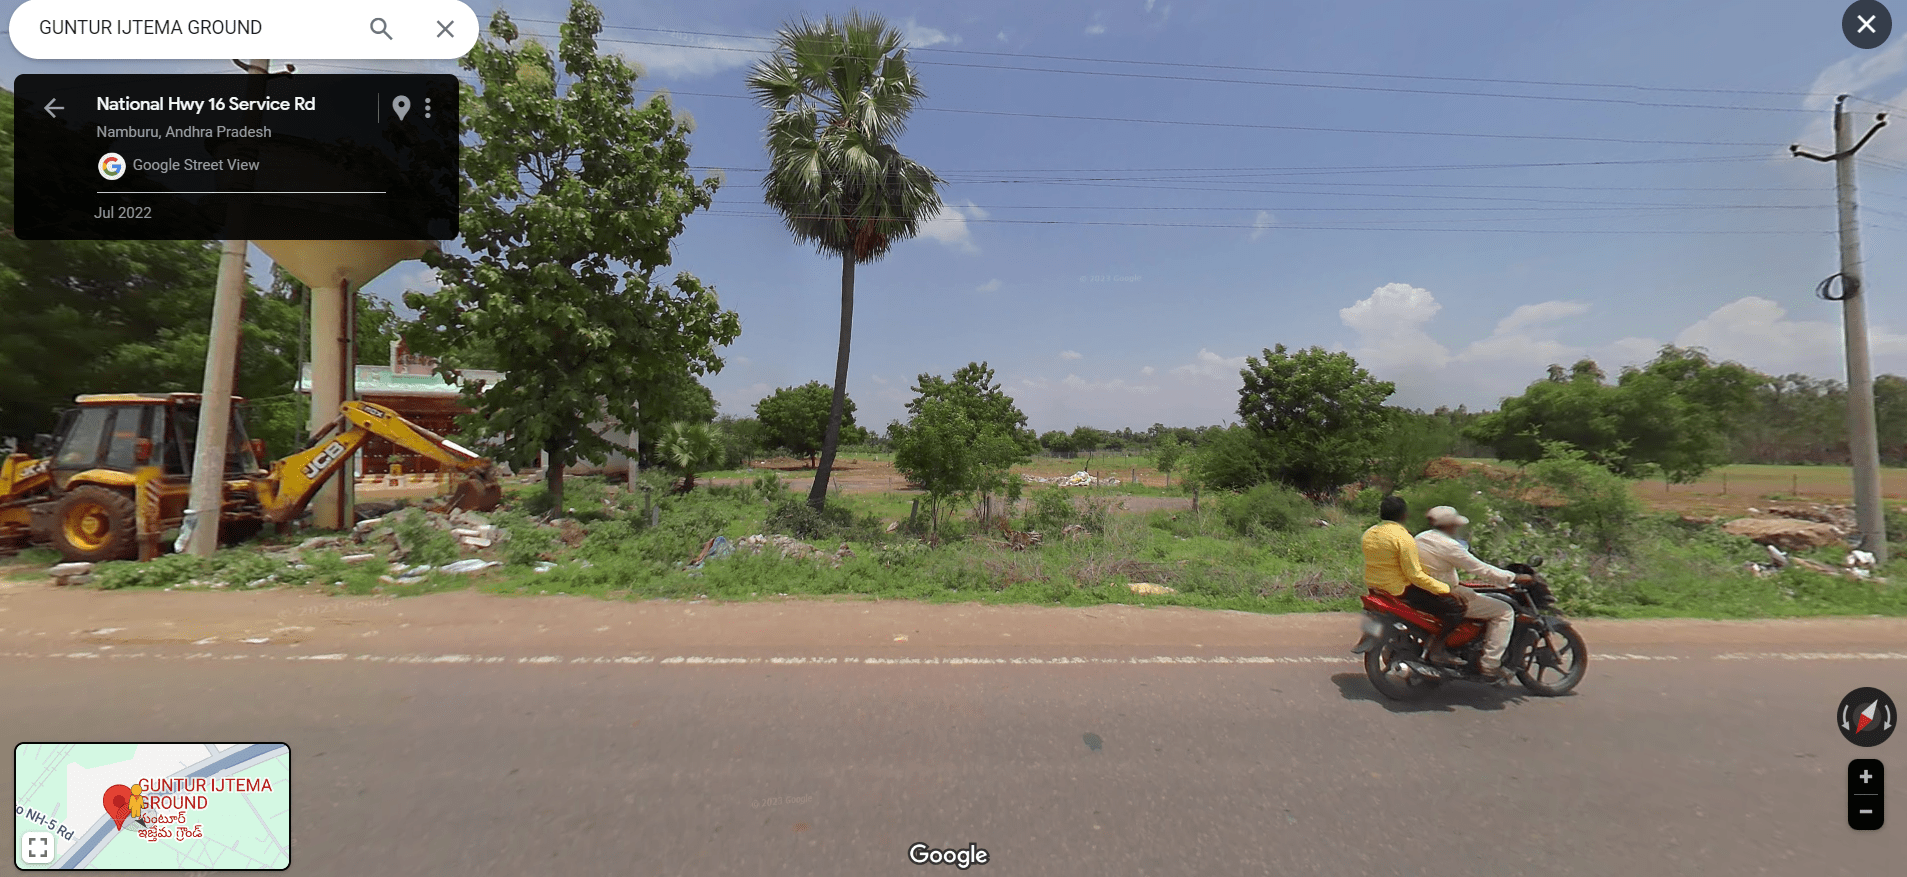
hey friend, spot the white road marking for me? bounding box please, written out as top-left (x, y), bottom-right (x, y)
top-left (5, 650), bottom-right (1907, 665)
top-left (1716, 651), bottom-right (1907, 661)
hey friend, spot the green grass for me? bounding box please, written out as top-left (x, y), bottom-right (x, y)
top-left (67, 472), bottom-right (1907, 620)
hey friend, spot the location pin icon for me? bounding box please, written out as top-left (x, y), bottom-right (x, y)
top-left (393, 95), bottom-right (411, 121)
top-left (103, 783), bottom-right (133, 830)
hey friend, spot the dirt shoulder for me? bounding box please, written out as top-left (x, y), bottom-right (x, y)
top-left (4, 582), bottom-right (1904, 660)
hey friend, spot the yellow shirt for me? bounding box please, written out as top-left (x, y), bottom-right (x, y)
top-left (1361, 521), bottom-right (1450, 596)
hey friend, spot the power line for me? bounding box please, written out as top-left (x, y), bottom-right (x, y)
top-left (661, 88), bottom-right (1786, 147)
top-left (518, 18), bottom-right (1829, 101)
top-left (701, 209), bottom-right (1827, 234)
top-left (566, 33), bottom-right (1808, 114)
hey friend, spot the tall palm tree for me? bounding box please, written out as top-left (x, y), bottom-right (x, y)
top-left (748, 12), bottom-right (944, 509)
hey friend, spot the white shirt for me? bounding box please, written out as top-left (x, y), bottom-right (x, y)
top-left (1413, 528), bottom-right (1515, 589)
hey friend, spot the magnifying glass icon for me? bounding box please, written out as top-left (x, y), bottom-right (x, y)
top-left (369, 18), bottom-right (392, 40)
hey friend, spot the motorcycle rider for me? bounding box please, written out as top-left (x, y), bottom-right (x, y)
top-left (1413, 506), bottom-right (1529, 683)
top-left (1361, 496), bottom-right (1472, 672)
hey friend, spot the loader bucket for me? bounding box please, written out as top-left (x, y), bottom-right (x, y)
top-left (441, 469), bottom-right (504, 513)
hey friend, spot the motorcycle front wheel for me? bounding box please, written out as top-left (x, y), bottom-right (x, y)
top-left (1516, 623), bottom-right (1588, 696)
top-left (1363, 639), bottom-right (1441, 701)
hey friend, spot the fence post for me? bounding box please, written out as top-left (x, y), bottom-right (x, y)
top-left (909, 498), bottom-right (920, 530)
top-left (1192, 484), bottom-right (1199, 513)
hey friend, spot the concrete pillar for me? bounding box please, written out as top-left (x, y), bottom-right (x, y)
top-left (308, 283), bottom-right (351, 530)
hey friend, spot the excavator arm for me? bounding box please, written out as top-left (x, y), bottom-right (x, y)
top-left (254, 401), bottom-right (501, 523)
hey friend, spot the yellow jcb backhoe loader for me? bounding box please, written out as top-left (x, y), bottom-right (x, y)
top-left (12, 394), bottom-right (502, 563)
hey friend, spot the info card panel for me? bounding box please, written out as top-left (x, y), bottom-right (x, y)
top-left (12, 73), bottom-right (458, 240)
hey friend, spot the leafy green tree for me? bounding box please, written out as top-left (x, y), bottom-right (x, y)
top-left (1370, 408), bottom-right (1459, 490)
top-left (889, 397), bottom-right (973, 532)
top-left (405, 2), bottom-right (741, 510)
top-left (891, 363), bottom-right (1035, 529)
top-left (1151, 434), bottom-right (1185, 487)
top-left (1469, 346), bottom-right (1760, 482)
top-left (1069, 426), bottom-right (1107, 454)
top-left (655, 421), bottom-right (724, 492)
top-left (755, 381), bottom-right (855, 467)
top-left (1235, 344), bottom-right (1396, 499)
top-left (1039, 430), bottom-right (1074, 454)
top-left (712, 415), bottom-right (765, 469)
top-left (1188, 425), bottom-right (1277, 491)
top-left (748, 12), bottom-right (944, 508)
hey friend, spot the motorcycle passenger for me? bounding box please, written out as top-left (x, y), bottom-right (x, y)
top-left (1414, 506), bottom-right (1528, 683)
top-left (1361, 496), bottom-right (1471, 672)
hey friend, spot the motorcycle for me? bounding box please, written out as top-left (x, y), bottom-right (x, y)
top-left (1351, 557), bottom-right (1588, 700)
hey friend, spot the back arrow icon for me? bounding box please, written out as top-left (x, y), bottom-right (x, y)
top-left (44, 98), bottom-right (64, 117)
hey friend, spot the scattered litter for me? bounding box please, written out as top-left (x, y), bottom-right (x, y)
top-left (893, 635), bottom-right (908, 642)
top-left (1846, 550), bottom-right (1877, 569)
top-left (533, 562), bottom-right (557, 574)
top-left (240, 637), bottom-right (270, 644)
top-left (439, 559), bottom-right (500, 575)
top-left (339, 554), bottom-right (376, 564)
top-left (48, 562), bottom-right (95, 586)
top-left (1126, 582), bottom-right (1177, 595)
top-left (686, 535), bottom-right (735, 570)
top-left (1023, 471), bottom-right (1121, 487)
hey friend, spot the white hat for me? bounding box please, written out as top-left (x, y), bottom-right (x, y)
top-left (1426, 506), bottom-right (1469, 527)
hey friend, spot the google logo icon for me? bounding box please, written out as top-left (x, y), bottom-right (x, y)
top-left (98, 153), bottom-right (126, 180)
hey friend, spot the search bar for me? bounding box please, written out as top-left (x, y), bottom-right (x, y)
top-left (9, 0), bottom-right (480, 60)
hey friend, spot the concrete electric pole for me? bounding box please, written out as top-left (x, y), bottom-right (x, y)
top-left (183, 59), bottom-right (272, 557)
top-left (1792, 95), bottom-right (1890, 564)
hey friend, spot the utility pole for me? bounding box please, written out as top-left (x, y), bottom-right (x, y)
top-left (1792, 95), bottom-right (1890, 564)
top-left (184, 59), bottom-right (272, 556)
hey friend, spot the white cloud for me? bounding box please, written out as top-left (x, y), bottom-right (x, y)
top-left (1085, 11), bottom-right (1108, 35)
top-left (1673, 296), bottom-right (1907, 375)
top-left (920, 201), bottom-right (986, 253)
top-left (871, 374), bottom-right (889, 385)
top-left (1800, 41), bottom-right (1907, 161)
top-left (1250, 210), bottom-right (1276, 241)
top-left (1060, 350), bottom-right (1083, 361)
top-left (614, 32), bottom-right (768, 79)
top-left (975, 278), bottom-right (1001, 292)
top-left (899, 17), bottom-right (960, 48)
top-left (1493, 300), bottom-right (1590, 335)
top-left (996, 30), bottom-right (1009, 43)
top-left (1141, 365), bottom-right (1156, 376)
top-left (396, 266), bottom-right (442, 294)
top-left (1060, 374), bottom-right (1156, 393)
top-left (1144, 0), bottom-right (1154, 10)
top-left (1171, 348), bottom-right (1248, 381)
top-left (1340, 282), bottom-right (1588, 406)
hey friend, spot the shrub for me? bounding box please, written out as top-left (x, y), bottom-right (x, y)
top-left (1024, 488), bottom-right (1077, 533)
top-left (1525, 446), bottom-right (1641, 551)
top-left (1222, 484), bottom-right (1316, 537)
top-left (1188, 425), bottom-right (1275, 491)
top-left (766, 496), bottom-right (854, 541)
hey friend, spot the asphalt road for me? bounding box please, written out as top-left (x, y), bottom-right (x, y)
top-left (4, 594), bottom-right (1904, 875)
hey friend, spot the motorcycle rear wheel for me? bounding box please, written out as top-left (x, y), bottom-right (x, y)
top-left (1363, 639), bottom-right (1440, 701)
top-left (1516, 624), bottom-right (1588, 696)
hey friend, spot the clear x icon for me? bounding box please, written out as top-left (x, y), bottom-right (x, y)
top-left (1858, 13), bottom-right (1878, 31)
top-left (437, 20), bottom-right (455, 38)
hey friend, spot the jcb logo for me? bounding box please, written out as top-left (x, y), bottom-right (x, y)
top-left (20, 459), bottom-right (50, 479)
top-left (301, 441), bottom-right (347, 480)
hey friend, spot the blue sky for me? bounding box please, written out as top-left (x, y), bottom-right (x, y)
top-left (9, 1), bottom-right (1907, 432)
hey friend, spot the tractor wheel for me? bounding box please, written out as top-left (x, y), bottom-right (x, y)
top-left (51, 486), bottom-right (138, 563)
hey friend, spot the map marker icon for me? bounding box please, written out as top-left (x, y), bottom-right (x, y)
top-left (103, 783), bottom-right (133, 830)
top-left (393, 95), bottom-right (411, 121)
